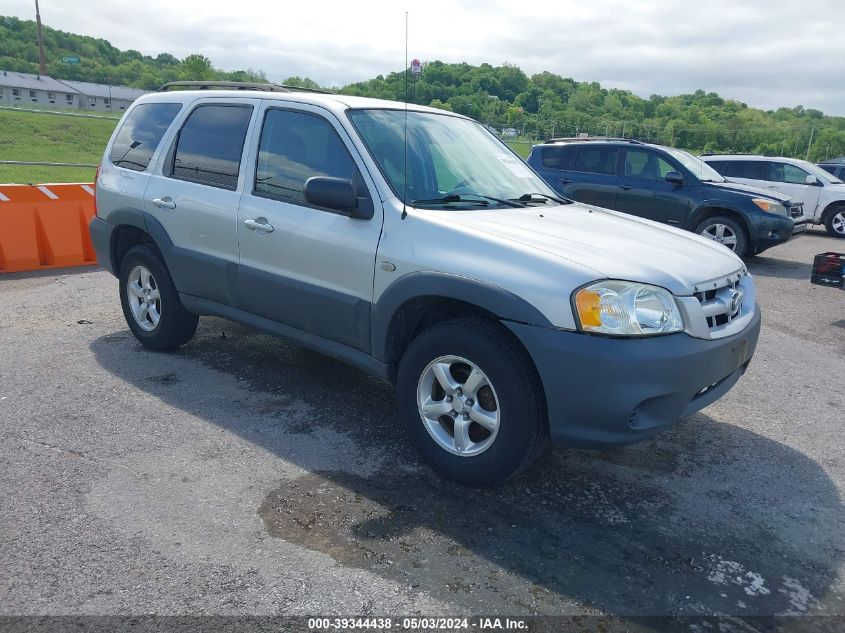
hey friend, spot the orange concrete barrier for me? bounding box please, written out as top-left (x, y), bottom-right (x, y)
top-left (0, 183), bottom-right (98, 273)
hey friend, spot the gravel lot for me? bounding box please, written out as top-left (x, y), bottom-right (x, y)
top-left (1, 230), bottom-right (843, 619)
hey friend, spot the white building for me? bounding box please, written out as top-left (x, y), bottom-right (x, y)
top-left (0, 70), bottom-right (148, 113)
top-left (56, 79), bottom-right (147, 113)
top-left (0, 70), bottom-right (79, 109)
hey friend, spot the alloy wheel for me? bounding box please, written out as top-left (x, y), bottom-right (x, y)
top-left (126, 265), bottom-right (161, 332)
top-left (701, 223), bottom-right (738, 250)
top-left (416, 355), bottom-right (500, 457)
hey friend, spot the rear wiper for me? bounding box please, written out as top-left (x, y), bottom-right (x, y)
top-left (515, 192), bottom-right (571, 205)
top-left (411, 193), bottom-right (526, 208)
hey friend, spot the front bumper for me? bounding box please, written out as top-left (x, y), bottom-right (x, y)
top-left (792, 220), bottom-right (809, 235)
top-left (749, 214), bottom-right (797, 252)
top-left (504, 305), bottom-right (761, 448)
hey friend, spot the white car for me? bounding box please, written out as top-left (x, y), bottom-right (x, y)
top-left (89, 83), bottom-right (761, 484)
top-left (702, 155), bottom-right (845, 237)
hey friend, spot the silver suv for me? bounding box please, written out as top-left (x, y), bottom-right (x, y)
top-left (89, 83), bottom-right (761, 484)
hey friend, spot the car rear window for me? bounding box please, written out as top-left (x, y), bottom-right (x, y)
top-left (574, 146), bottom-right (618, 176)
top-left (541, 145), bottom-right (576, 170)
top-left (109, 102), bottom-right (182, 172)
top-left (170, 104), bottom-right (253, 190)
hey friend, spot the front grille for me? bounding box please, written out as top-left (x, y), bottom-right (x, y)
top-left (694, 277), bottom-right (744, 330)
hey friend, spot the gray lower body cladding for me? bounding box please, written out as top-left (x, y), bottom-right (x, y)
top-left (505, 306), bottom-right (761, 448)
top-left (89, 216), bottom-right (116, 275)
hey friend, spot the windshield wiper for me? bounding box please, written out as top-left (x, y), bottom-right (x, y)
top-left (411, 193), bottom-right (526, 208)
top-left (515, 192), bottom-right (571, 205)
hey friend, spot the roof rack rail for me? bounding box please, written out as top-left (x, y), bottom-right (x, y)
top-left (543, 136), bottom-right (645, 145)
top-left (157, 80), bottom-right (331, 94)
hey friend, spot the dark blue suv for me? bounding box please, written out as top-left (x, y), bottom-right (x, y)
top-left (527, 139), bottom-right (805, 257)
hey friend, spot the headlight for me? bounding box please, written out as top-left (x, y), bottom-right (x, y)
top-left (574, 281), bottom-right (684, 336)
top-left (752, 198), bottom-right (786, 216)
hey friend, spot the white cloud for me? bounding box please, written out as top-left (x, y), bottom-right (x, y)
top-left (1, 0), bottom-right (843, 115)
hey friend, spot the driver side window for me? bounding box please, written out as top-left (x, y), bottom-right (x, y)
top-left (254, 109), bottom-right (370, 207)
top-left (624, 149), bottom-right (675, 180)
top-left (769, 162), bottom-right (810, 185)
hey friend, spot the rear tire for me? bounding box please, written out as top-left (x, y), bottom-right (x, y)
top-left (118, 244), bottom-right (198, 351)
top-left (695, 216), bottom-right (749, 257)
top-left (823, 206), bottom-right (845, 238)
top-left (396, 318), bottom-right (548, 486)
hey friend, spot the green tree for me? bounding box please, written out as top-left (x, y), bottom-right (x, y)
top-left (181, 53), bottom-right (213, 80)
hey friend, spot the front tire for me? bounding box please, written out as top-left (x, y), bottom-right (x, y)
top-left (823, 206), bottom-right (845, 238)
top-left (396, 318), bottom-right (548, 486)
top-left (119, 244), bottom-right (198, 351)
top-left (695, 216), bottom-right (749, 257)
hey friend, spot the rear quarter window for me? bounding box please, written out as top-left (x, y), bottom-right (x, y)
top-left (110, 102), bottom-right (183, 172)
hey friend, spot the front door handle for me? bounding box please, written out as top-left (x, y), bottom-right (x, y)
top-left (244, 218), bottom-right (274, 233)
top-left (560, 178), bottom-right (573, 184)
top-left (618, 184), bottom-right (631, 191)
top-left (152, 196), bottom-right (176, 210)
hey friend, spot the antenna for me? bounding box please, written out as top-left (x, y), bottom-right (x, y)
top-left (401, 11), bottom-right (409, 220)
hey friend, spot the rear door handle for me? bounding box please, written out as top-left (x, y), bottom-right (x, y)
top-left (244, 218), bottom-right (274, 233)
top-left (560, 178), bottom-right (573, 184)
top-left (152, 197), bottom-right (176, 210)
top-left (618, 184), bottom-right (631, 191)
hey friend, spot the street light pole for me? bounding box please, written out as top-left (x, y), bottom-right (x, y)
top-left (35, 0), bottom-right (47, 77)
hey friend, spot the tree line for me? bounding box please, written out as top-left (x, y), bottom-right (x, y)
top-left (2, 15), bottom-right (844, 160)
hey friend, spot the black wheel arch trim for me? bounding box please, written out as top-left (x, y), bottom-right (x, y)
top-left (686, 202), bottom-right (752, 233)
top-left (370, 271), bottom-right (553, 362)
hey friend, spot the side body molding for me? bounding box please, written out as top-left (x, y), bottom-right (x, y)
top-left (370, 271), bottom-right (553, 362)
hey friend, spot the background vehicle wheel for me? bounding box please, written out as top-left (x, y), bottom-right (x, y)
top-left (396, 318), bottom-right (548, 486)
top-left (823, 206), bottom-right (845, 238)
top-left (119, 244), bottom-right (198, 351)
top-left (695, 216), bottom-right (748, 257)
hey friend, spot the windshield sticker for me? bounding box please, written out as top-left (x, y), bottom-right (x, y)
top-left (496, 154), bottom-right (534, 178)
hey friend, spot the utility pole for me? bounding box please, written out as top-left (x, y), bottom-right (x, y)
top-left (35, 0), bottom-right (47, 77)
top-left (805, 126), bottom-right (815, 161)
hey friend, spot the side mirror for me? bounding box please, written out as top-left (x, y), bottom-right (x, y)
top-left (805, 174), bottom-right (819, 186)
top-left (665, 171), bottom-right (684, 185)
top-left (304, 177), bottom-right (367, 218)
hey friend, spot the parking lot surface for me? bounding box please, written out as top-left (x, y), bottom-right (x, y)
top-left (1, 230), bottom-right (843, 618)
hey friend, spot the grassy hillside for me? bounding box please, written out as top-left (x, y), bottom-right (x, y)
top-left (0, 109), bottom-right (117, 183)
top-left (3, 14), bottom-right (845, 161)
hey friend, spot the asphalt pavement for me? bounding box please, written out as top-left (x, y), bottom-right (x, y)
top-left (0, 229), bottom-right (843, 619)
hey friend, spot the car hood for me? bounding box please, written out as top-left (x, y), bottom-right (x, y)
top-left (440, 203), bottom-right (745, 296)
top-left (710, 179), bottom-right (793, 203)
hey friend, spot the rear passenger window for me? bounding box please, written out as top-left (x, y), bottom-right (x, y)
top-left (170, 105), bottom-right (253, 190)
top-left (716, 160), bottom-right (766, 180)
top-left (541, 145), bottom-right (576, 170)
top-left (574, 146), bottom-right (618, 175)
top-left (110, 103), bottom-right (182, 172)
top-left (255, 109), bottom-right (364, 206)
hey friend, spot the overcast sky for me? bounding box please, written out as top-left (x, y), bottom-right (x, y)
top-left (2, 0), bottom-right (843, 115)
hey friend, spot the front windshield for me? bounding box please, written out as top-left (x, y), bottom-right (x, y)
top-left (348, 109), bottom-right (558, 208)
top-left (796, 159), bottom-right (843, 184)
top-left (664, 147), bottom-right (726, 183)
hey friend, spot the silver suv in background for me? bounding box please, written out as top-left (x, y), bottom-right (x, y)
top-left (89, 83), bottom-right (761, 484)
top-left (703, 154), bottom-right (845, 237)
